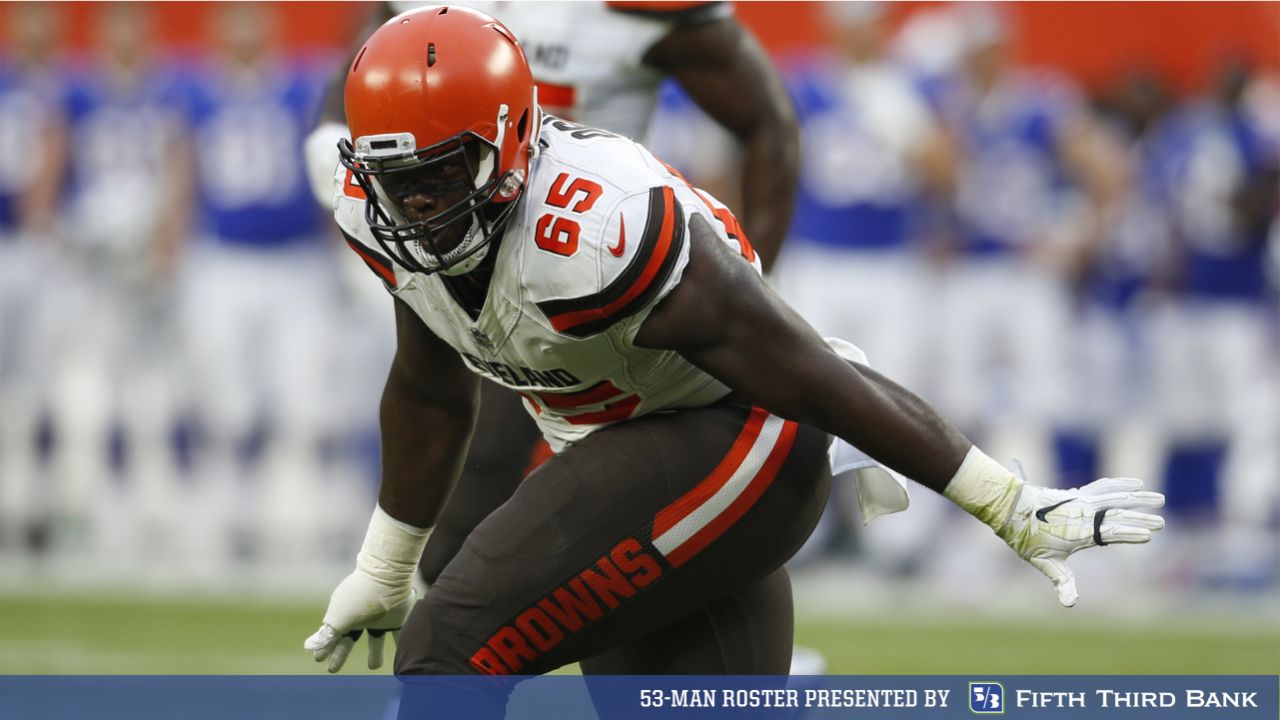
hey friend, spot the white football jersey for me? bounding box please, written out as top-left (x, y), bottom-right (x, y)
top-left (387, 1), bottom-right (731, 141)
top-left (335, 115), bottom-right (760, 450)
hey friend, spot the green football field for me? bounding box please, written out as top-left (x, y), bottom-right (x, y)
top-left (1, 592), bottom-right (1276, 675)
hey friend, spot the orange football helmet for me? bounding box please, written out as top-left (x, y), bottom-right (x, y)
top-left (339, 5), bottom-right (538, 275)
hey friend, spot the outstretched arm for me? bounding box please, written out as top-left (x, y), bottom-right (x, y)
top-left (644, 17), bottom-right (799, 273)
top-left (638, 214), bottom-right (1165, 606)
top-left (636, 213), bottom-right (969, 490)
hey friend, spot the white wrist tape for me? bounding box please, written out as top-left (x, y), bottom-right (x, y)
top-left (355, 505), bottom-right (431, 589)
top-left (942, 446), bottom-right (1023, 532)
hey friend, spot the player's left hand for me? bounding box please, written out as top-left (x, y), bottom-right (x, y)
top-left (997, 477), bottom-right (1165, 607)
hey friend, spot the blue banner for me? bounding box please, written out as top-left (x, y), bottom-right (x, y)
top-left (1, 675), bottom-right (1275, 719)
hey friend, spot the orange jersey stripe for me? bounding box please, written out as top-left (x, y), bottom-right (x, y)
top-left (536, 380), bottom-right (626, 411)
top-left (659, 160), bottom-right (756, 264)
top-left (536, 81), bottom-right (577, 111)
top-left (342, 169), bottom-right (367, 200)
top-left (547, 186), bottom-right (678, 333)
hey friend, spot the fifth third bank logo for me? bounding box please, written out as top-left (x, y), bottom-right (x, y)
top-left (969, 682), bottom-right (1004, 714)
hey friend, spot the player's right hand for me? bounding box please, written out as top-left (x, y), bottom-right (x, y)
top-left (305, 505), bottom-right (431, 672)
top-left (304, 570), bottom-right (418, 673)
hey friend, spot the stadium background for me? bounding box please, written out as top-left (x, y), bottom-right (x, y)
top-left (0, 2), bottom-right (1277, 675)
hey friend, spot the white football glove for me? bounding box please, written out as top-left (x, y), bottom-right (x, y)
top-left (996, 476), bottom-right (1166, 606)
top-left (304, 506), bottom-right (430, 672)
top-left (945, 447), bottom-right (1166, 607)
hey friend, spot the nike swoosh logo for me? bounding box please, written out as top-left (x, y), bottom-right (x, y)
top-left (1035, 499), bottom-right (1073, 523)
top-left (608, 215), bottom-right (626, 257)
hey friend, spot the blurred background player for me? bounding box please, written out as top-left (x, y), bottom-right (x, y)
top-left (45, 3), bottom-right (191, 573)
top-left (1148, 58), bottom-right (1280, 587)
top-left (305, 0), bottom-right (801, 604)
top-left (777, 3), bottom-right (951, 400)
top-left (875, 6), bottom-right (1129, 594)
top-left (0, 2), bottom-right (66, 555)
top-left (923, 6), bottom-right (1121, 490)
top-left (1061, 68), bottom-right (1173, 496)
top-left (767, 2), bottom-right (955, 572)
top-left (180, 4), bottom-right (340, 571)
top-left (1042, 69), bottom-right (1177, 595)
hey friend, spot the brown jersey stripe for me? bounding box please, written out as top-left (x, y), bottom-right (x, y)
top-left (538, 186), bottom-right (686, 338)
top-left (342, 232), bottom-right (397, 289)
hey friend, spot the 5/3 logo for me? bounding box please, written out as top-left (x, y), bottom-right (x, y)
top-left (969, 682), bottom-right (1004, 714)
top-left (535, 172), bottom-right (603, 257)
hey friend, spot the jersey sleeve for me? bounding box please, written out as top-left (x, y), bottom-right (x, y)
top-left (535, 185), bottom-right (690, 339)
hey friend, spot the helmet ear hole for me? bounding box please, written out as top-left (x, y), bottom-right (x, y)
top-left (516, 109), bottom-right (529, 142)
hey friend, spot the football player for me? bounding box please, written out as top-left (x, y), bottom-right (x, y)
top-left (304, 7), bottom-right (1165, 680)
top-left (0, 2), bottom-right (67, 552)
top-left (48, 2), bottom-right (191, 564)
top-left (178, 3), bottom-right (339, 567)
top-left (769, 2), bottom-right (956, 572)
top-left (304, 0), bottom-right (801, 633)
top-left (922, 6), bottom-right (1122, 486)
top-left (1147, 60), bottom-right (1279, 584)
top-left (1058, 70), bottom-right (1173, 489)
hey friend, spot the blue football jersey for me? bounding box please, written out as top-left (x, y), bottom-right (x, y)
top-left (786, 56), bottom-right (932, 251)
top-left (938, 70), bottom-right (1083, 257)
top-left (1155, 102), bottom-right (1277, 301)
top-left (60, 61), bottom-right (188, 249)
top-left (180, 61), bottom-right (326, 247)
top-left (0, 62), bottom-right (62, 236)
top-left (1086, 130), bottom-right (1171, 311)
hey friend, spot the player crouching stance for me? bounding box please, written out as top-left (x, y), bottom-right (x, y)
top-left (305, 6), bottom-right (1164, 678)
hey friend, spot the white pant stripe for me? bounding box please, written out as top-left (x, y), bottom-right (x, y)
top-left (652, 414), bottom-right (788, 558)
